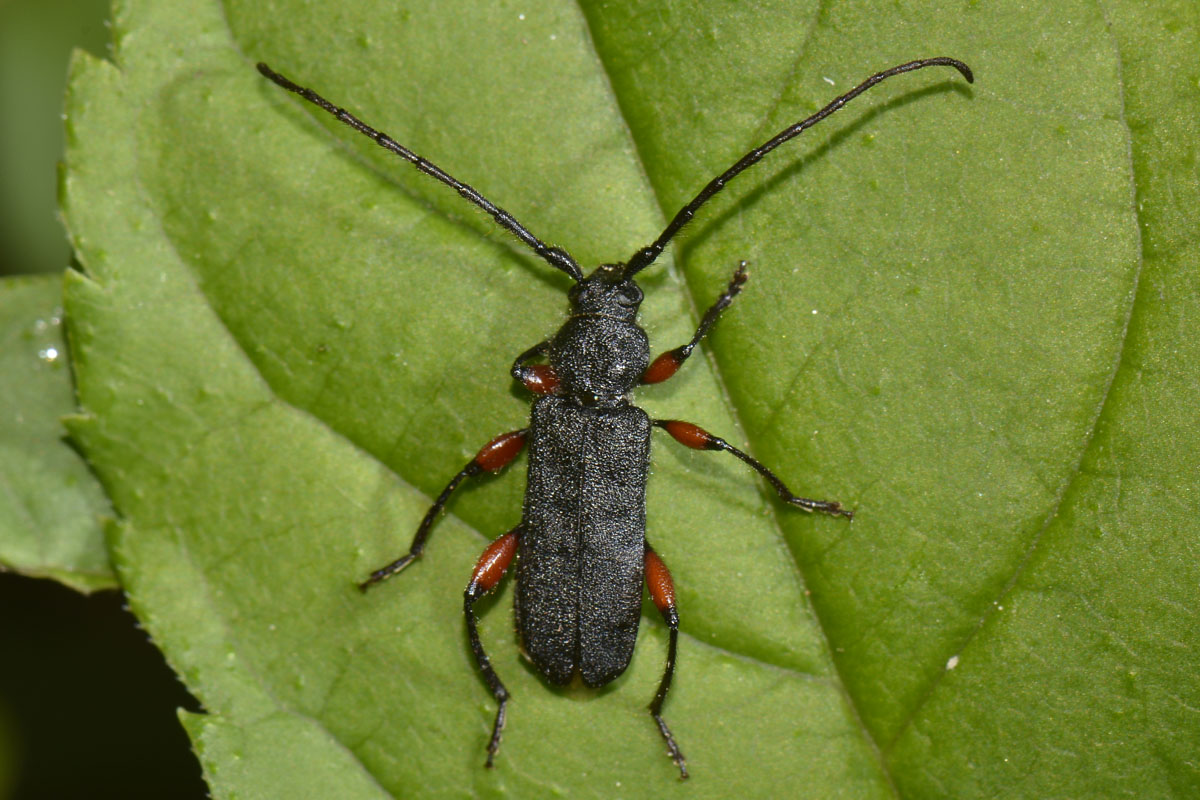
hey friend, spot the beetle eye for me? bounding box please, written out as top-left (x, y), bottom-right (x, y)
top-left (617, 284), bottom-right (643, 306)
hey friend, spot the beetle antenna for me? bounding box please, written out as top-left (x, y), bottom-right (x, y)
top-left (257, 63), bottom-right (585, 283)
top-left (622, 57), bottom-right (973, 278)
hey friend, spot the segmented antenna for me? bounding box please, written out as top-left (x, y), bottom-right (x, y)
top-left (257, 63), bottom-right (585, 283)
top-left (622, 57), bottom-right (973, 278)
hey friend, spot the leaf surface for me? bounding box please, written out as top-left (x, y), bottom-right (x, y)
top-left (0, 274), bottom-right (112, 591)
top-left (60, 0), bottom-right (1197, 796)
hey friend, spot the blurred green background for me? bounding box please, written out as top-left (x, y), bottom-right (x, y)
top-left (0, 0), bottom-right (104, 276)
top-left (0, 0), bottom-right (206, 795)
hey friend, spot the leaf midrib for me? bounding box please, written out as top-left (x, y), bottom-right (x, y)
top-left (571, 2), bottom-right (902, 795)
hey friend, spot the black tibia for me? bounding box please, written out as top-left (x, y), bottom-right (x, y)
top-left (654, 419), bottom-right (853, 518)
top-left (359, 429), bottom-right (529, 591)
top-left (680, 261), bottom-right (748, 361)
top-left (644, 543), bottom-right (687, 779)
top-left (358, 465), bottom-right (479, 590)
top-left (511, 340), bottom-right (549, 384)
top-left (642, 262), bottom-right (748, 384)
top-left (464, 528), bottom-right (520, 768)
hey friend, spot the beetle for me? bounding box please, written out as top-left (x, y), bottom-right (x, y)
top-left (257, 56), bottom-right (973, 778)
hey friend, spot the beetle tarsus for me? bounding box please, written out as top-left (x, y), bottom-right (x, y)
top-left (787, 495), bottom-right (855, 519)
top-left (642, 261), bottom-right (749, 385)
top-left (653, 712), bottom-right (689, 780)
top-left (485, 689), bottom-right (508, 768)
top-left (656, 419), bottom-right (854, 520)
top-left (361, 431), bottom-right (528, 591)
top-left (358, 553), bottom-right (418, 591)
top-left (464, 530), bottom-right (519, 769)
top-left (645, 549), bottom-right (687, 778)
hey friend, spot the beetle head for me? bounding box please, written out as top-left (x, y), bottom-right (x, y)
top-left (551, 263), bottom-right (649, 403)
top-left (567, 263), bottom-right (644, 322)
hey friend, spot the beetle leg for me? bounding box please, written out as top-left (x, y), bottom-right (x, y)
top-left (359, 429), bottom-right (529, 590)
top-left (645, 543), bottom-right (688, 779)
top-left (511, 340), bottom-right (559, 395)
top-left (654, 419), bottom-right (853, 518)
top-left (641, 262), bottom-right (748, 384)
top-left (464, 528), bottom-right (520, 768)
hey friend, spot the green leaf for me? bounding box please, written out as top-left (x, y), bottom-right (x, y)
top-left (60, 0), bottom-right (1197, 797)
top-left (0, 274), bottom-right (113, 591)
top-left (889, 4), bottom-right (1200, 795)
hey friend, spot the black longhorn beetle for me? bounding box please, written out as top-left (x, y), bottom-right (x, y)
top-left (258, 56), bottom-right (973, 779)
